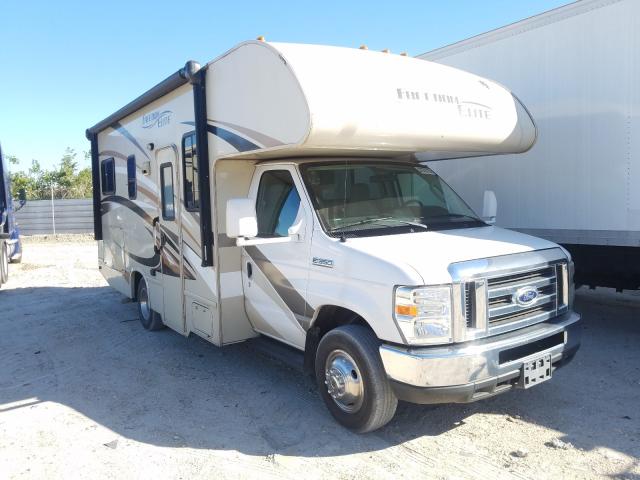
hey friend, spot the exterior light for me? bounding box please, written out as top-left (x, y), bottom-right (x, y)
top-left (394, 286), bottom-right (453, 345)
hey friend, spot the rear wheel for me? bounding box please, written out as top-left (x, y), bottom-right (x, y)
top-left (315, 324), bottom-right (397, 433)
top-left (137, 276), bottom-right (164, 331)
top-left (0, 242), bottom-right (8, 286)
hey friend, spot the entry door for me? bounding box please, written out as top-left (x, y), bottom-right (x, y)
top-left (241, 166), bottom-right (312, 349)
top-left (156, 146), bottom-right (184, 333)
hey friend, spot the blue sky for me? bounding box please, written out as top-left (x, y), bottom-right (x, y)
top-left (0, 0), bottom-right (569, 171)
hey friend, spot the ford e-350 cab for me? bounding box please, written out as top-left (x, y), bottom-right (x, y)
top-left (226, 158), bottom-right (581, 431)
top-left (87, 40), bottom-right (581, 433)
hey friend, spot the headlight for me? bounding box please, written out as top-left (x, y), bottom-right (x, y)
top-left (394, 285), bottom-right (453, 345)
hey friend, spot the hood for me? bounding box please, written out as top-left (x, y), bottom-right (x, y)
top-left (342, 226), bottom-right (560, 285)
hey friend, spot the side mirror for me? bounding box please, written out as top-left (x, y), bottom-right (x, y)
top-left (226, 198), bottom-right (258, 239)
top-left (482, 190), bottom-right (497, 224)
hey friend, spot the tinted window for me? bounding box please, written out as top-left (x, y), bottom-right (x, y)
top-left (256, 170), bottom-right (301, 237)
top-left (182, 132), bottom-right (199, 211)
top-left (101, 158), bottom-right (115, 195)
top-left (127, 155), bottom-right (136, 199)
top-left (160, 164), bottom-right (175, 220)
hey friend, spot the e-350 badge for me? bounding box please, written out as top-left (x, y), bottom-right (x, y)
top-left (312, 257), bottom-right (334, 268)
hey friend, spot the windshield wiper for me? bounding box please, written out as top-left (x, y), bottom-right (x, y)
top-left (330, 217), bottom-right (393, 232)
top-left (384, 218), bottom-right (429, 230)
top-left (427, 213), bottom-right (483, 223)
top-left (331, 217), bottom-right (428, 233)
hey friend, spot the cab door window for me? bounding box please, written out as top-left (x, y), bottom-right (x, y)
top-left (256, 170), bottom-right (301, 238)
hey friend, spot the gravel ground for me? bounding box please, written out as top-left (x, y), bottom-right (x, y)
top-left (0, 240), bottom-right (638, 479)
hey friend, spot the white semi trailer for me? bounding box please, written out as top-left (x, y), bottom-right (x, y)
top-left (419, 0), bottom-right (640, 291)
top-left (87, 40), bottom-right (581, 432)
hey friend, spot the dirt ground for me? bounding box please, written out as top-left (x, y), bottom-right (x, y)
top-left (0, 239), bottom-right (638, 479)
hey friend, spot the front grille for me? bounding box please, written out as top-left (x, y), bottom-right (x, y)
top-left (486, 265), bottom-right (559, 327)
top-left (454, 251), bottom-right (570, 342)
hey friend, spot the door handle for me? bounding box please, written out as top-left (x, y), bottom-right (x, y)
top-left (247, 262), bottom-right (253, 278)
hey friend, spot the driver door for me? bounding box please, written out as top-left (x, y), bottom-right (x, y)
top-left (241, 166), bottom-right (312, 349)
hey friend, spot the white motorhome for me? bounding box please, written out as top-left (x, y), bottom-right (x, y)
top-left (86, 40), bottom-right (581, 432)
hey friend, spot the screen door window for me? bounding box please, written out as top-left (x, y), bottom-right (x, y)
top-left (160, 163), bottom-right (175, 220)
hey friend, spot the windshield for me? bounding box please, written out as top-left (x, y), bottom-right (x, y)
top-left (301, 162), bottom-right (485, 237)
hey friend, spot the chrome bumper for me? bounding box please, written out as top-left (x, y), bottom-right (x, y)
top-left (380, 311), bottom-right (581, 393)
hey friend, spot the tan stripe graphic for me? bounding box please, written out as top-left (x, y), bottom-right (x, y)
top-left (208, 119), bottom-right (284, 148)
top-left (244, 246), bottom-right (313, 322)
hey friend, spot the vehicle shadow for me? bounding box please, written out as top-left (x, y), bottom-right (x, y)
top-left (0, 285), bottom-right (638, 463)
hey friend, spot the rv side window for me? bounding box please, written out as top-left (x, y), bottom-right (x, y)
top-left (256, 170), bottom-right (301, 238)
top-left (101, 158), bottom-right (115, 195)
top-left (182, 132), bottom-right (199, 211)
top-left (160, 163), bottom-right (175, 220)
top-left (127, 155), bottom-right (137, 199)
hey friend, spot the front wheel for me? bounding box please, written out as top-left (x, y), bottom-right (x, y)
top-left (315, 324), bottom-right (397, 433)
top-left (136, 276), bottom-right (164, 331)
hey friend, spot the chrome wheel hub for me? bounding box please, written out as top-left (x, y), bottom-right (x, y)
top-left (139, 283), bottom-right (150, 321)
top-left (324, 349), bottom-right (364, 413)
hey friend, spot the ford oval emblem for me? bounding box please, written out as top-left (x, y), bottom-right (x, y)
top-left (515, 286), bottom-right (538, 306)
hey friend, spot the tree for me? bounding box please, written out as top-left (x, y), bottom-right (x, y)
top-left (55, 148), bottom-right (79, 198)
top-left (7, 149), bottom-right (93, 200)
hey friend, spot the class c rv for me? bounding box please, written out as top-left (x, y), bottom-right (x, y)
top-left (0, 143), bottom-right (24, 289)
top-left (86, 40), bottom-right (581, 432)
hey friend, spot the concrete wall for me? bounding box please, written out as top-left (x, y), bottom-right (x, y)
top-left (15, 199), bottom-right (93, 235)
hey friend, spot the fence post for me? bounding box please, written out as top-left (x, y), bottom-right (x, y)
top-left (50, 183), bottom-right (56, 235)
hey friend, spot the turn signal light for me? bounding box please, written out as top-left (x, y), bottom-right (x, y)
top-left (396, 305), bottom-right (417, 317)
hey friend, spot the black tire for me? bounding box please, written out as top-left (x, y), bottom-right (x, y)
top-left (315, 324), bottom-right (398, 433)
top-left (136, 276), bottom-right (164, 331)
top-left (0, 242), bottom-right (8, 286)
